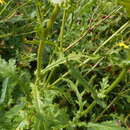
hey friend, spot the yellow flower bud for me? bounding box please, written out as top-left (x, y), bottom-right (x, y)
top-left (117, 42), bottom-right (129, 49)
top-left (0, 0), bottom-right (5, 4)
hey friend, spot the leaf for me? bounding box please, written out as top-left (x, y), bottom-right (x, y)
top-left (0, 77), bottom-right (9, 105)
top-left (68, 65), bottom-right (106, 108)
top-left (41, 52), bottom-right (82, 74)
top-left (62, 78), bottom-right (84, 107)
top-left (124, 95), bottom-right (130, 103)
top-left (67, 63), bottom-right (98, 100)
top-left (100, 77), bottom-right (109, 90)
top-left (87, 120), bottom-right (127, 130)
top-left (97, 77), bottom-right (109, 99)
top-left (6, 104), bottom-right (24, 119)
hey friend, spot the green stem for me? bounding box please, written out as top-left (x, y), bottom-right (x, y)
top-left (36, 40), bottom-right (45, 83)
top-left (35, 0), bottom-right (44, 82)
top-left (80, 101), bottom-right (97, 117)
top-left (36, 4), bottom-right (60, 84)
top-left (35, 0), bottom-right (43, 24)
top-left (59, 9), bottom-right (66, 51)
top-left (104, 67), bottom-right (127, 95)
top-left (47, 5), bottom-right (59, 32)
top-left (33, 1), bottom-right (60, 115)
top-left (34, 0), bottom-right (44, 114)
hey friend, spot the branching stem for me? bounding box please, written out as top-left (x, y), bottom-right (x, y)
top-left (34, 2), bottom-right (60, 114)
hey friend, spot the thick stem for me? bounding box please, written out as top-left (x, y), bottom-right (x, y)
top-left (104, 67), bottom-right (127, 95)
top-left (36, 4), bottom-right (60, 84)
top-left (59, 9), bottom-right (66, 51)
top-left (36, 40), bottom-right (45, 83)
top-left (34, 0), bottom-right (44, 114)
top-left (34, 3), bottom-right (60, 114)
top-left (47, 5), bottom-right (59, 32)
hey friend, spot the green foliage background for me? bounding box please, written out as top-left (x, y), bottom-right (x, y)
top-left (0, 0), bottom-right (130, 129)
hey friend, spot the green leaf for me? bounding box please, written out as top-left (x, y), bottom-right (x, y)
top-left (67, 63), bottom-right (98, 100)
top-left (41, 52), bottom-right (82, 75)
top-left (124, 95), bottom-right (130, 103)
top-left (6, 104), bottom-right (24, 119)
top-left (87, 120), bottom-right (127, 130)
top-left (0, 78), bottom-right (9, 105)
